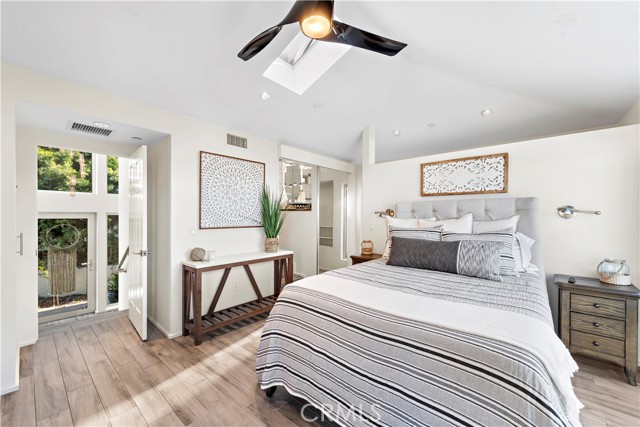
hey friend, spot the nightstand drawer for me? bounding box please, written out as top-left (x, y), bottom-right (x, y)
top-left (570, 330), bottom-right (625, 357)
top-left (570, 294), bottom-right (625, 319)
top-left (570, 312), bottom-right (625, 340)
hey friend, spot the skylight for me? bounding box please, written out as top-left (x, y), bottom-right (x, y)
top-left (263, 31), bottom-right (351, 95)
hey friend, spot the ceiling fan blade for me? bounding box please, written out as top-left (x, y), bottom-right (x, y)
top-left (238, 0), bottom-right (323, 61)
top-left (237, 25), bottom-right (283, 61)
top-left (321, 20), bottom-right (407, 56)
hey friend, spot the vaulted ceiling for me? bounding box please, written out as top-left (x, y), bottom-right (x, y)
top-left (2, 1), bottom-right (638, 162)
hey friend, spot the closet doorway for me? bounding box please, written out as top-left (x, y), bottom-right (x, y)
top-left (317, 167), bottom-right (349, 273)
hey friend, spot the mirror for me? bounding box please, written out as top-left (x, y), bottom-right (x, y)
top-left (281, 160), bottom-right (313, 211)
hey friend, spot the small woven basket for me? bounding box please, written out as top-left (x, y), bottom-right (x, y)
top-left (597, 259), bottom-right (632, 285)
top-left (598, 272), bottom-right (632, 285)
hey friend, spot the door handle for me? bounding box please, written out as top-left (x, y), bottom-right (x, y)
top-left (81, 260), bottom-right (94, 271)
top-left (132, 250), bottom-right (151, 256)
top-left (16, 233), bottom-right (23, 256)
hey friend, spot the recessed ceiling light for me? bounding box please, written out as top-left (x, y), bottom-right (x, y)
top-left (392, 130), bottom-right (401, 136)
top-left (427, 123), bottom-right (436, 128)
top-left (260, 91), bottom-right (271, 101)
top-left (92, 121), bottom-right (111, 128)
top-left (131, 136), bottom-right (142, 140)
top-left (313, 102), bottom-right (323, 109)
top-left (481, 109), bottom-right (493, 118)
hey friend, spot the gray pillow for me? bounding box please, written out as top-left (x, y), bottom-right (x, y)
top-left (387, 237), bottom-right (503, 280)
top-left (442, 228), bottom-right (518, 277)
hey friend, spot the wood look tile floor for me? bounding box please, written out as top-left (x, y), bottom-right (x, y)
top-left (1, 310), bottom-right (639, 427)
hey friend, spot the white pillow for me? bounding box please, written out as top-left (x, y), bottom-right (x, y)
top-left (419, 213), bottom-right (473, 233)
top-left (473, 215), bottom-right (520, 234)
top-left (514, 231), bottom-right (535, 272)
top-left (386, 217), bottom-right (419, 237)
top-left (383, 217), bottom-right (436, 258)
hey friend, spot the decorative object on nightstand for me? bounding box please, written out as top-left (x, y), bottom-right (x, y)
top-left (597, 258), bottom-right (631, 285)
top-left (361, 240), bottom-right (374, 255)
top-left (350, 253), bottom-right (382, 265)
top-left (556, 274), bottom-right (639, 385)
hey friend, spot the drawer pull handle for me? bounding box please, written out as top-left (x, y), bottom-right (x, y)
top-left (592, 341), bottom-right (600, 347)
top-left (593, 322), bottom-right (600, 327)
top-left (593, 303), bottom-right (601, 309)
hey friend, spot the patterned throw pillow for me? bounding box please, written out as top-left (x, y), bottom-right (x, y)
top-left (387, 237), bottom-right (503, 280)
top-left (382, 225), bottom-right (443, 259)
top-left (442, 228), bottom-right (518, 276)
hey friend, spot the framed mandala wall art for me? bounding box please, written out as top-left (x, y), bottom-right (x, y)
top-left (420, 153), bottom-right (508, 197)
top-left (199, 151), bottom-right (265, 229)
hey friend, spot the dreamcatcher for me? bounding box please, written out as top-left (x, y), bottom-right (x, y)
top-left (45, 224), bottom-right (81, 306)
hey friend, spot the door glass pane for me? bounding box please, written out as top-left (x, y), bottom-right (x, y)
top-left (37, 146), bottom-right (93, 193)
top-left (38, 218), bottom-right (89, 317)
top-left (107, 156), bottom-right (119, 194)
top-left (107, 215), bottom-right (119, 305)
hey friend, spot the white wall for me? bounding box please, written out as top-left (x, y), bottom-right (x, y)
top-left (361, 125), bottom-right (640, 345)
top-left (1, 67), bottom-right (20, 394)
top-left (147, 137), bottom-right (171, 334)
top-left (279, 165), bottom-right (318, 278)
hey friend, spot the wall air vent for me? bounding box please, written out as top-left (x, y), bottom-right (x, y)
top-left (227, 133), bottom-right (248, 149)
top-left (67, 121), bottom-right (114, 137)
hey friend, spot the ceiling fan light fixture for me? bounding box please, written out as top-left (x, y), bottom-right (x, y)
top-left (300, 14), bottom-right (332, 39)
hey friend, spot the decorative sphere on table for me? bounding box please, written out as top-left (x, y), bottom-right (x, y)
top-left (190, 247), bottom-right (206, 261)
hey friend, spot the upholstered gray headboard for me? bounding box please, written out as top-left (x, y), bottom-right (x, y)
top-left (395, 197), bottom-right (545, 276)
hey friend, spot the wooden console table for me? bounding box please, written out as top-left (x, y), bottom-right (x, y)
top-left (182, 250), bottom-right (293, 345)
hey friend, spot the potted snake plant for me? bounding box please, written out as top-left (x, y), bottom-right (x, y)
top-left (261, 186), bottom-right (285, 253)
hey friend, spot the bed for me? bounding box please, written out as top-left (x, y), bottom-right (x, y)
top-left (256, 197), bottom-right (582, 427)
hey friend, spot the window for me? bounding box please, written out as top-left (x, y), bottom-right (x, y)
top-left (107, 215), bottom-right (119, 305)
top-left (37, 146), bottom-right (92, 193)
top-left (107, 156), bottom-right (119, 194)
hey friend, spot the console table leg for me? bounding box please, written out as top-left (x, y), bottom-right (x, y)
top-left (286, 255), bottom-right (293, 284)
top-left (182, 268), bottom-right (190, 336)
top-left (193, 271), bottom-right (203, 346)
top-left (274, 259), bottom-right (281, 297)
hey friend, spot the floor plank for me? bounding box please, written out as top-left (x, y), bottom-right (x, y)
top-left (32, 335), bottom-right (57, 365)
top-left (1, 375), bottom-right (36, 427)
top-left (36, 409), bottom-right (73, 427)
top-left (33, 360), bottom-right (68, 421)
top-left (67, 383), bottom-right (110, 427)
top-left (98, 331), bottom-right (134, 367)
top-left (19, 346), bottom-right (34, 378)
top-left (115, 361), bottom-right (172, 424)
top-left (109, 406), bottom-right (148, 427)
top-left (91, 321), bottom-right (115, 337)
top-left (117, 332), bottom-right (161, 368)
top-left (148, 411), bottom-right (185, 427)
top-left (53, 329), bottom-right (92, 391)
top-left (145, 362), bottom-right (211, 426)
top-left (87, 359), bottom-right (136, 419)
top-left (74, 327), bottom-right (109, 365)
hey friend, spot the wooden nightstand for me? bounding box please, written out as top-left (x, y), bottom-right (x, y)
top-left (350, 253), bottom-right (383, 265)
top-left (555, 274), bottom-right (639, 385)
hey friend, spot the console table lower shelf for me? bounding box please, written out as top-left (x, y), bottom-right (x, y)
top-left (182, 251), bottom-right (293, 345)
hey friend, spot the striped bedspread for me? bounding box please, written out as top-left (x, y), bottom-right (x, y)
top-left (256, 261), bottom-right (582, 427)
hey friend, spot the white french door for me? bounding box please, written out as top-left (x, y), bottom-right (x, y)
top-left (37, 213), bottom-right (96, 323)
top-left (128, 146), bottom-right (148, 340)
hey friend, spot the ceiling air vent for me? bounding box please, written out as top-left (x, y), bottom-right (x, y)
top-left (227, 133), bottom-right (248, 149)
top-left (68, 122), bottom-right (113, 137)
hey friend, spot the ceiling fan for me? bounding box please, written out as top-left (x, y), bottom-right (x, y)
top-left (237, 0), bottom-right (407, 61)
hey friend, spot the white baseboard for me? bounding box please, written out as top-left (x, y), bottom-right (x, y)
top-left (147, 316), bottom-right (182, 339)
top-left (19, 339), bottom-right (37, 347)
top-left (1, 383), bottom-right (19, 395)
